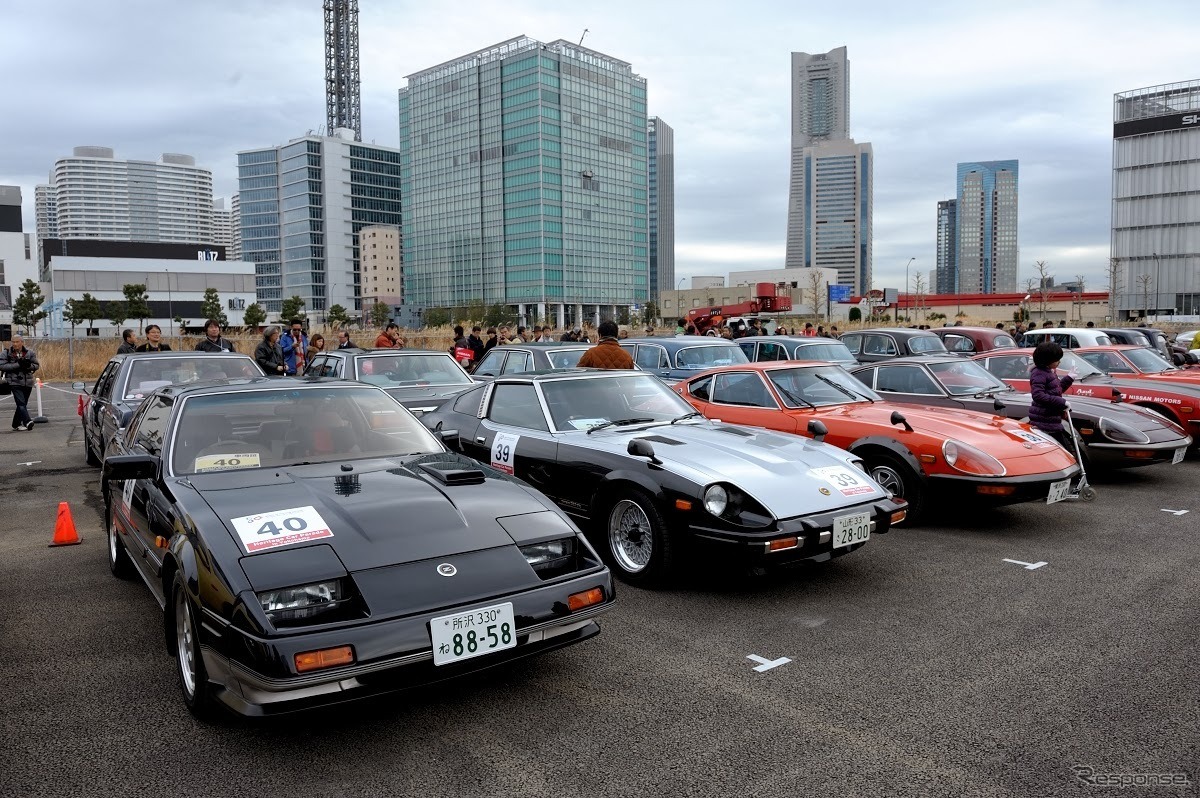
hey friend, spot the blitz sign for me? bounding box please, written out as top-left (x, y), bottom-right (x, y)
top-left (228, 298), bottom-right (246, 310)
top-left (197, 250), bottom-right (220, 261)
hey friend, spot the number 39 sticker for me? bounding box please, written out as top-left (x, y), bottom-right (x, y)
top-left (229, 505), bottom-right (334, 553)
top-left (490, 432), bottom-right (521, 475)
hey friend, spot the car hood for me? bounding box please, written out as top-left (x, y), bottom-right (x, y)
top-left (579, 422), bottom-right (889, 517)
top-left (191, 453), bottom-right (555, 571)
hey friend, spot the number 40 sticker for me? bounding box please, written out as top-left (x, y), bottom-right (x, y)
top-left (229, 506), bottom-right (334, 553)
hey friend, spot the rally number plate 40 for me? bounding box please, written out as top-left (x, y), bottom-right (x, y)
top-left (430, 602), bottom-right (516, 666)
top-left (832, 512), bottom-right (871, 549)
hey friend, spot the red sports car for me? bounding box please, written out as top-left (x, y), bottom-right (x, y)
top-left (1074, 345), bottom-right (1200, 386)
top-left (673, 361), bottom-right (1080, 522)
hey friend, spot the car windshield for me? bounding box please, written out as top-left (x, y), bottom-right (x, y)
top-left (767, 365), bottom-right (881, 408)
top-left (1124, 347), bottom-right (1175, 373)
top-left (124, 357), bottom-right (262, 399)
top-left (171, 386), bottom-right (442, 475)
top-left (794, 343), bottom-right (856, 364)
top-left (540, 374), bottom-right (695, 430)
top-left (546, 348), bottom-right (590, 368)
top-left (927, 360), bottom-right (1008, 395)
top-left (907, 336), bottom-right (948, 354)
top-left (356, 354), bottom-right (472, 386)
top-left (675, 344), bottom-right (749, 369)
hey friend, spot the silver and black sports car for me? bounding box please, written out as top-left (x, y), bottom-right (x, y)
top-left (102, 378), bottom-right (614, 718)
top-left (303, 348), bottom-right (477, 416)
top-left (421, 370), bottom-right (908, 585)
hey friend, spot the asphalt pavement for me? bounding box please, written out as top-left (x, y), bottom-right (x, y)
top-left (2, 384), bottom-right (1198, 797)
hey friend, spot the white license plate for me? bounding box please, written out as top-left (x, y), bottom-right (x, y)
top-left (1046, 479), bottom-right (1071, 504)
top-left (832, 512), bottom-right (871, 548)
top-left (430, 602), bottom-right (516, 666)
top-left (1173, 447), bottom-right (1186, 465)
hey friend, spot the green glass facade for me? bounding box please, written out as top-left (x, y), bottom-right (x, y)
top-left (399, 37), bottom-right (649, 324)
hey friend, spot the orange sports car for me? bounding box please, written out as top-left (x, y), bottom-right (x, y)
top-left (1073, 345), bottom-right (1200, 386)
top-left (674, 361), bottom-right (1080, 522)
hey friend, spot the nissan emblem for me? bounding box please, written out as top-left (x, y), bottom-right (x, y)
top-left (437, 563), bottom-right (457, 577)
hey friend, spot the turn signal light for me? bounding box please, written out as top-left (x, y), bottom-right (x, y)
top-left (977, 485), bottom-right (1016, 496)
top-left (675, 499), bottom-right (693, 511)
top-left (295, 645), bottom-right (354, 673)
top-left (1125, 450), bottom-right (1155, 459)
top-left (568, 587), bottom-right (605, 612)
top-left (1181, 407), bottom-right (1193, 413)
top-left (890, 510), bottom-right (907, 525)
top-left (918, 454), bottom-right (936, 464)
top-left (766, 536), bottom-right (799, 553)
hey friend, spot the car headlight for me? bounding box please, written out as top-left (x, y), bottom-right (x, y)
top-left (520, 537), bottom-right (577, 578)
top-left (257, 579), bottom-right (347, 625)
top-left (1099, 416), bottom-right (1151, 444)
top-left (703, 484), bottom-right (729, 516)
top-left (942, 439), bottom-right (1007, 477)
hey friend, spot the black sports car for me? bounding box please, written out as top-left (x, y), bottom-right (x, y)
top-left (470, 342), bottom-right (597, 380)
top-left (304, 348), bottom-right (477, 416)
top-left (840, 328), bottom-right (952, 362)
top-left (102, 378), bottom-right (613, 718)
top-left (421, 370), bottom-right (907, 585)
top-left (75, 352), bottom-right (263, 467)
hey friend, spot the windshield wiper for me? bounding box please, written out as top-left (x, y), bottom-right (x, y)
top-left (670, 411), bottom-right (703, 424)
top-left (813, 372), bottom-right (873, 403)
top-left (586, 417), bottom-right (656, 434)
top-left (773, 384), bottom-right (817, 410)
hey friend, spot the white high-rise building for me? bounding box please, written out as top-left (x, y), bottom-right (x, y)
top-left (34, 147), bottom-right (215, 247)
top-left (0, 186), bottom-right (40, 329)
top-left (784, 47), bottom-right (872, 295)
top-left (213, 198), bottom-right (237, 259)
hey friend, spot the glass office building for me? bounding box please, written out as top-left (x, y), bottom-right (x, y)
top-left (647, 116), bottom-right (675, 305)
top-left (956, 160), bottom-right (1018, 294)
top-left (398, 36), bottom-right (650, 328)
top-left (237, 131), bottom-right (402, 316)
top-left (935, 199), bottom-right (957, 294)
top-left (1112, 79), bottom-right (1200, 317)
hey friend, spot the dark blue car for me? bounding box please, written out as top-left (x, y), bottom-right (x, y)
top-left (617, 337), bottom-right (749, 381)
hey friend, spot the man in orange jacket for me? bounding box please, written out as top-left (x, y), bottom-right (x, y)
top-left (576, 320), bottom-right (635, 369)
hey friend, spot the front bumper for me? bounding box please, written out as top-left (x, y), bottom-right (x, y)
top-left (682, 497), bottom-right (907, 565)
top-left (928, 465), bottom-right (1080, 506)
top-left (198, 571), bottom-right (614, 717)
top-left (1084, 436), bottom-right (1192, 469)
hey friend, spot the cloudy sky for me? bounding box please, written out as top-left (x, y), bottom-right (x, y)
top-left (2, 0), bottom-right (1195, 292)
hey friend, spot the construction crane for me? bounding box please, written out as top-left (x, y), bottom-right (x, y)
top-left (324, 0), bottom-right (361, 141)
top-left (578, 28), bottom-right (589, 46)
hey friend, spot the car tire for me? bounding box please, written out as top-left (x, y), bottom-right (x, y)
top-left (171, 572), bottom-right (218, 721)
top-left (85, 434), bottom-right (101, 467)
top-left (105, 497), bottom-right (135, 580)
top-left (866, 455), bottom-right (924, 524)
top-left (606, 490), bottom-right (675, 586)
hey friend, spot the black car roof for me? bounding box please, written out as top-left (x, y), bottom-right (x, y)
top-left (111, 351), bottom-right (254, 362)
top-left (850, 354), bottom-right (963, 366)
top-left (930, 326), bottom-right (1013, 336)
top-left (491, 342), bottom-right (592, 349)
top-left (846, 328), bottom-right (941, 338)
top-left (325, 348), bottom-right (448, 357)
top-left (737, 335), bottom-right (848, 345)
top-left (621, 337), bottom-right (740, 346)
top-left (491, 368), bottom-right (642, 382)
top-left (156, 376), bottom-right (360, 399)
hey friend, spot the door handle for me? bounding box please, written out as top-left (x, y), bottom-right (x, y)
top-left (475, 436), bottom-right (486, 443)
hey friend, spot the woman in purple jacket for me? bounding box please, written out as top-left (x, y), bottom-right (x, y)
top-left (1028, 341), bottom-right (1077, 448)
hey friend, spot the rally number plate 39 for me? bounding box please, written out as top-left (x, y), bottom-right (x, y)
top-left (430, 602), bottom-right (516, 666)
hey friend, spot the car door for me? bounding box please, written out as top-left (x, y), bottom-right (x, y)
top-left (87, 361), bottom-right (119, 456)
top-left (472, 349), bottom-right (506, 378)
top-left (123, 396), bottom-right (175, 579)
top-left (475, 382), bottom-right (562, 500)
top-left (873, 364), bottom-right (952, 409)
top-left (861, 334), bottom-right (899, 362)
top-left (499, 351), bottom-right (533, 375)
top-left (709, 371), bottom-right (795, 433)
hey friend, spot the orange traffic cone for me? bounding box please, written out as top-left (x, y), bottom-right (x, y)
top-left (49, 502), bottom-right (82, 547)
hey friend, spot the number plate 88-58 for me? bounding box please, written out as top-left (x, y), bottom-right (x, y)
top-left (430, 602), bottom-right (516, 666)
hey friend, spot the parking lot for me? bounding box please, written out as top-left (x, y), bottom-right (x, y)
top-left (2, 384), bottom-right (1198, 798)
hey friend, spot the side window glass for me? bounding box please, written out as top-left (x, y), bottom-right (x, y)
top-left (330, 359), bottom-right (343, 378)
top-left (305, 356), bottom-right (325, 376)
top-left (689, 375), bottom-right (712, 401)
top-left (850, 369), bottom-right (875, 389)
top-left (738, 342), bottom-right (756, 360)
top-left (474, 351), bottom-right (503, 375)
top-left (946, 335), bottom-right (974, 352)
top-left (635, 346), bottom-right (668, 370)
top-left (133, 397), bottom-right (172, 455)
top-left (712, 373), bottom-right (776, 408)
top-left (487, 384), bottom-right (548, 431)
top-left (864, 335), bottom-right (896, 356)
top-left (875, 366), bottom-right (939, 395)
top-left (842, 335), bottom-right (862, 354)
top-left (94, 362), bottom-right (118, 399)
top-left (500, 352), bottom-right (531, 374)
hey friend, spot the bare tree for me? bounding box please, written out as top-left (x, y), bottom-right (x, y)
top-left (912, 272), bottom-right (927, 321)
top-left (806, 269), bottom-right (826, 320)
top-left (1074, 274), bottom-right (1086, 323)
top-left (1033, 260), bottom-right (1052, 322)
top-left (1106, 257), bottom-right (1122, 322)
top-left (1137, 273), bottom-right (1153, 320)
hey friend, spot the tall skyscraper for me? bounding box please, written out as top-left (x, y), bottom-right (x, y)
top-left (935, 199), bottom-right (957, 294)
top-left (398, 36), bottom-right (650, 328)
top-left (1112, 79), bottom-right (1200, 317)
top-left (34, 147), bottom-right (214, 247)
top-left (213, 198), bottom-right (236, 259)
top-left (237, 130), bottom-right (402, 315)
top-left (647, 117), bottom-right (675, 305)
top-left (955, 160), bottom-right (1018, 294)
top-left (784, 47), bottom-right (871, 294)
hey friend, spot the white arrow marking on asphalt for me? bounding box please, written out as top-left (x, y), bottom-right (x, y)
top-left (747, 654), bottom-right (791, 672)
top-left (1161, 509), bottom-right (1190, 516)
top-left (1003, 559), bottom-right (1047, 570)
top-left (18, 461), bottom-right (41, 467)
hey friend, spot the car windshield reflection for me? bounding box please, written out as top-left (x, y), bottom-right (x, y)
top-left (928, 360), bottom-right (1007, 395)
top-left (676, 345), bottom-right (749, 369)
top-left (546, 349), bottom-right (590, 369)
top-left (541, 374), bottom-right (696, 430)
top-left (907, 337), bottom-right (948, 354)
top-left (767, 366), bottom-right (882, 408)
top-left (356, 354), bottom-right (472, 387)
top-left (795, 344), bottom-right (856, 364)
top-left (1123, 347), bottom-right (1174, 373)
top-left (172, 386), bottom-right (442, 474)
top-left (125, 358), bottom-right (261, 399)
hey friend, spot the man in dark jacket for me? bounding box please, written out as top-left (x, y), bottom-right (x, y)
top-left (135, 324), bottom-right (172, 352)
top-left (576, 320), bottom-right (635, 369)
top-left (468, 326), bottom-right (486, 362)
top-left (337, 331), bottom-right (356, 349)
top-left (195, 319), bottom-right (236, 352)
top-left (1, 334), bottom-right (40, 430)
top-left (255, 326), bottom-right (287, 376)
top-left (117, 329), bottom-right (137, 354)
top-left (1028, 341), bottom-right (1076, 449)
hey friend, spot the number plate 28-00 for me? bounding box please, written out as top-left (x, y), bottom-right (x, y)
top-left (832, 512), bottom-right (870, 549)
top-left (431, 602), bottom-right (516, 666)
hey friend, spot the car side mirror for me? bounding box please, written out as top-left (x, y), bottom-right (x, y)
top-left (993, 397), bottom-right (1007, 415)
top-left (119, 409), bottom-right (136, 429)
top-left (103, 454), bottom-right (159, 482)
top-left (889, 411), bottom-right (913, 432)
top-left (71, 381), bottom-right (88, 394)
top-left (436, 428), bottom-right (460, 446)
top-left (806, 419), bottom-right (828, 443)
top-left (1111, 389), bottom-right (1122, 403)
top-left (627, 438), bottom-right (662, 465)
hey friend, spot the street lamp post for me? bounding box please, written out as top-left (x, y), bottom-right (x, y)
top-left (904, 257), bottom-right (915, 322)
top-left (1152, 252), bottom-right (1162, 319)
top-left (166, 269), bottom-right (173, 333)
